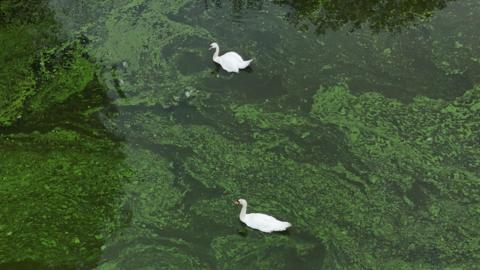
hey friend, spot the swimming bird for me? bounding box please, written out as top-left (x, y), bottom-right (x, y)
top-left (234, 198), bottom-right (291, 233)
top-left (209, 42), bottom-right (252, 73)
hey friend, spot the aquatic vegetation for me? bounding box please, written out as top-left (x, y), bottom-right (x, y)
top-left (94, 147), bottom-right (201, 270)
top-left (0, 0), bottom-right (53, 25)
top-left (0, 0), bottom-right (56, 127)
top-left (114, 146), bottom-right (188, 231)
top-left (107, 84), bottom-right (479, 268)
top-left (211, 235), bottom-right (320, 269)
top-left (27, 39), bottom-right (96, 119)
top-left (1, 2), bottom-right (123, 267)
top-left (47, 0), bottom-right (214, 109)
top-left (96, 235), bottom-right (208, 270)
top-left (0, 0), bottom-right (97, 127)
top-left (0, 129), bottom-right (126, 267)
top-left (1, 0), bottom-right (479, 269)
top-left (311, 85), bottom-right (480, 266)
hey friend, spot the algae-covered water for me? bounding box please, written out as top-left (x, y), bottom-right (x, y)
top-left (1, 0), bottom-right (479, 269)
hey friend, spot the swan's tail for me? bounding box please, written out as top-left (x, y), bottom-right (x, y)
top-left (239, 59), bottom-right (253, 69)
top-left (269, 221), bottom-right (291, 233)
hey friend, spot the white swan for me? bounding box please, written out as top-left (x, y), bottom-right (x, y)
top-left (209, 42), bottom-right (252, 73)
top-left (234, 199), bottom-right (291, 233)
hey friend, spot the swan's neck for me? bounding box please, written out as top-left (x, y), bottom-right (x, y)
top-left (239, 203), bottom-right (247, 222)
top-left (212, 46), bottom-right (220, 62)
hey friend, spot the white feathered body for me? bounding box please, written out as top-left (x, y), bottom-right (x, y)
top-left (236, 198), bottom-right (291, 233)
top-left (210, 43), bottom-right (252, 73)
top-left (241, 212), bottom-right (292, 233)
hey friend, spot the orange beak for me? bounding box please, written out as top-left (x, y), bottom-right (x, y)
top-left (233, 200), bottom-right (239, 205)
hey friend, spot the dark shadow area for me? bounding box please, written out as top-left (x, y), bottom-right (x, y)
top-left (201, 0), bottom-right (454, 32)
top-left (274, 0), bottom-right (453, 32)
top-left (0, 260), bottom-right (75, 270)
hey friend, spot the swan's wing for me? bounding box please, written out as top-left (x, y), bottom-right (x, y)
top-left (223, 51), bottom-right (244, 63)
top-left (218, 57), bottom-right (239, 73)
top-left (223, 52), bottom-right (252, 69)
top-left (245, 213), bottom-right (290, 232)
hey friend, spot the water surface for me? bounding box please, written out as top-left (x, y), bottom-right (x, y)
top-left (1, 0), bottom-right (479, 269)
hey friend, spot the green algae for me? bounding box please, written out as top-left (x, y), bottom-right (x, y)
top-left (45, 0), bottom-right (480, 110)
top-left (0, 129), bottom-right (127, 267)
top-left (94, 147), bottom-right (201, 270)
top-left (47, 0), bottom-right (215, 109)
top-left (211, 235), bottom-right (320, 269)
top-left (0, 2), bottom-right (124, 267)
top-left (1, 0), bottom-right (480, 269)
top-left (0, 13), bottom-right (97, 128)
top-left (0, 122), bottom-right (191, 268)
top-left (115, 146), bottom-right (188, 231)
top-left (311, 85), bottom-right (480, 266)
top-left (0, 0), bottom-right (57, 127)
top-left (55, 1), bottom-right (480, 267)
top-left (97, 242), bottom-right (207, 270)
top-left (106, 83), bottom-right (479, 268)
top-left (27, 39), bottom-right (96, 116)
top-left (0, 127), bottom-right (191, 268)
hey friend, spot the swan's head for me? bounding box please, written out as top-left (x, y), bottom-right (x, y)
top-left (209, 42), bottom-right (219, 50)
top-left (234, 198), bottom-right (247, 206)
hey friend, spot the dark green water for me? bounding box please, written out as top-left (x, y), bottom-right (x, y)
top-left (1, 0), bottom-right (479, 269)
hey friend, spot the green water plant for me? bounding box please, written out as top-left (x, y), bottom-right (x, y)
top-left (108, 83), bottom-right (479, 269)
top-left (1, 0), bottom-right (479, 269)
top-left (0, 129), bottom-right (126, 267)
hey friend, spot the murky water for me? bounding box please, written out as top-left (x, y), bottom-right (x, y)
top-left (1, 0), bottom-right (479, 269)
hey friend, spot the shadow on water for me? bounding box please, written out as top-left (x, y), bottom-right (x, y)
top-left (273, 0), bottom-right (454, 32)
top-left (202, 0), bottom-right (454, 32)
